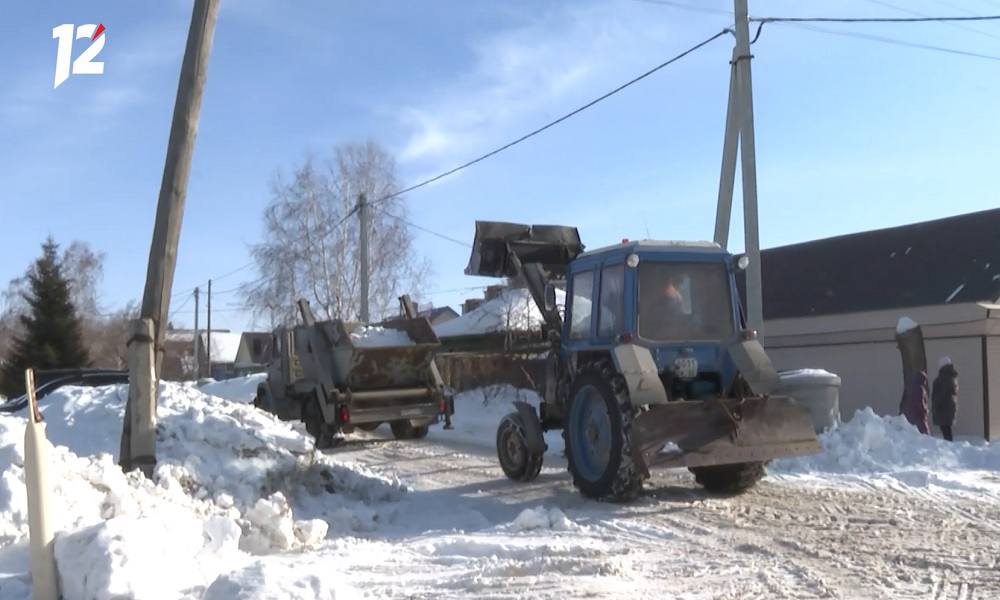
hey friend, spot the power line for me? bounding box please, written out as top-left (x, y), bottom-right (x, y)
top-left (776, 21), bottom-right (1000, 61)
top-left (369, 28), bottom-right (732, 208)
top-left (168, 291), bottom-right (193, 319)
top-left (860, 0), bottom-right (1000, 42)
top-left (373, 205), bottom-right (472, 248)
top-left (627, 0), bottom-right (733, 17)
top-left (751, 14), bottom-right (1000, 24)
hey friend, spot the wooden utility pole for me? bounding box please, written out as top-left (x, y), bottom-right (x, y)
top-left (358, 193), bottom-right (371, 323)
top-left (715, 0), bottom-right (764, 334)
top-left (193, 286), bottom-right (200, 378)
top-left (120, 0), bottom-right (220, 473)
top-left (207, 279), bottom-right (213, 379)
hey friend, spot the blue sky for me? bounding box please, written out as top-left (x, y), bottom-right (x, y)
top-left (2, 0), bottom-right (999, 332)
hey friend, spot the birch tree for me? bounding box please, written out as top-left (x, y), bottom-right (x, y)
top-left (243, 141), bottom-right (430, 326)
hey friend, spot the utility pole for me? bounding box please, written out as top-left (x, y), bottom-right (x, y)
top-left (358, 193), bottom-right (371, 323)
top-left (193, 287), bottom-right (200, 378)
top-left (207, 279), bottom-right (212, 379)
top-left (120, 0), bottom-right (220, 475)
top-left (715, 0), bottom-right (764, 334)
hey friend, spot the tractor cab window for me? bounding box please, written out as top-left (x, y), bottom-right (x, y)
top-left (597, 264), bottom-right (625, 338)
top-left (568, 270), bottom-right (594, 340)
top-left (637, 262), bottom-right (734, 341)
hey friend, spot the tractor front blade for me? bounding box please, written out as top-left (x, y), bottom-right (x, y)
top-left (630, 396), bottom-right (820, 474)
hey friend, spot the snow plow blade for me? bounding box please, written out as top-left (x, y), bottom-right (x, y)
top-left (631, 396), bottom-right (821, 473)
top-left (464, 221), bottom-right (584, 278)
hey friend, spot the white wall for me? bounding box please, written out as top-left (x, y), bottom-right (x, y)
top-left (767, 337), bottom-right (986, 439)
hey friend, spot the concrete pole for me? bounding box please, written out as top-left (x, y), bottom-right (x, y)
top-left (193, 287), bottom-right (200, 378)
top-left (358, 193), bottom-right (371, 323)
top-left (734, 0), bottom-right (765, 334)
top-left (122, 0), bottom-right (219, 473)
top-left (23, 369), bottom-right (59, 600)
top-left (714, 48), bottom-right (740, 249)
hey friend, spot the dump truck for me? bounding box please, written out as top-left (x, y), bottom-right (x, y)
top-left (254, 299), bottom-right (453, 447)
top-left (465, 221), bottom-right (821, 499)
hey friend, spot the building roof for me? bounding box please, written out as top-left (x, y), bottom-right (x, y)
top-left (235, 332), bottom-right (273, 367)
top-left (200, 331), bottom-right (242, 364)
top-left (418, 306), bottom-right (459, 323)
top-left (746, 208), bottom-right (1000, 320)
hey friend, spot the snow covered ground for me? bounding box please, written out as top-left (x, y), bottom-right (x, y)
top-left (2, 375), bottom-right (999, 599)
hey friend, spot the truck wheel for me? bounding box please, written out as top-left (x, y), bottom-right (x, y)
top-left (690, 462), bottom-right (766, 494)
top-left (254, 383), bottom-right (271, 412)
top-left (390, 420), bottom-right (429, 440)
top-left (303, 397), bottom-right (339, 449)
top-left (496, 412), bottom-right (544, 482)
top-left (564, 366), bottom-right (644, 501)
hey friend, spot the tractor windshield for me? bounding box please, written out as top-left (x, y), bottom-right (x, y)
top-left (637, 261), bottom-right (735, 341)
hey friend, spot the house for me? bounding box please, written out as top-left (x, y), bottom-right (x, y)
top-left (418, 306), bottom-right (459, 327)
top-left (746, 208), bottom-right (1000, 440)
top-left (162, 329), bottom-right (199, 381)
top-left (200, 331), bottom-right (243, 380)
top-left (234, 332), bottom-right (273, 375)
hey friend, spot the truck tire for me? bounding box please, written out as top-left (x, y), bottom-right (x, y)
top-left (496, 412), bottom-right (544, 482)
top-left (690, 462), bottom-right (766, 494)
top-left (390, 420), bottom-right (429, 440)
top-left (303, 396), bottom-right (339, 449)
top-left (564, 365), bottom-right (644, 501)
top-left (253, 383), bottom-right (272, 412)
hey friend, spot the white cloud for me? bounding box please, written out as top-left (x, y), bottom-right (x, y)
top-left (397, 1), bottom-right (677, 166)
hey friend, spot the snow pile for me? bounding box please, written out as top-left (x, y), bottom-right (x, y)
top-left (773, 408), bottom-right (1000, 493)
top-left (203, 560), bottom-right (358, 600)
top-left (510, 507), bottom-right (577, 532)
top-left (349, 325), bottom-right (414, 347)
top-left (434, 288), bottom-right (549, 337)
top-left (199, 373), bottom-right (267, 404)
top-left (0, 381), bottom-right (409, 598)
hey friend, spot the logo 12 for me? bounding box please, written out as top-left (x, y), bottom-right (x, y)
top-left (52, 23), bottom-right (106, 89)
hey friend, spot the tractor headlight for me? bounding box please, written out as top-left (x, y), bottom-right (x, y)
top-left (736, 254), bottom-right (750, 271)
top-left (626, 253), bottom-right (640, 268)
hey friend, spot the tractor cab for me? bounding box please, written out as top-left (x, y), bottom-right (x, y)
top-left (561, 240), bottom-right (745, 402)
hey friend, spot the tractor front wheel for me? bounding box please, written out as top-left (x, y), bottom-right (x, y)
top-left (496, 412), bottom-right (544, 482)
top-left (564, 366), bottom-right (644, 501)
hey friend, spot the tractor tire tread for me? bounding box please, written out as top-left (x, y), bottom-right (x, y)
top-left (690, 461), bottom-right (766, 494)
top-left (564, 360), bottom-right (644, 502)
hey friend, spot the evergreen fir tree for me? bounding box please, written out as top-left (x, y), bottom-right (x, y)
top-left (0, 238), bottom-right (90, 397)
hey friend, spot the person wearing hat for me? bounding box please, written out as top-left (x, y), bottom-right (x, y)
top-left (931, 356), bottom-right (959, 441)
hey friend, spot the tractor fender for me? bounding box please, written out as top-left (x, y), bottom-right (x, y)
top-left (513, 400), bottom-right (546, 455)
top-left (612, 344), bottom-right (669, 406)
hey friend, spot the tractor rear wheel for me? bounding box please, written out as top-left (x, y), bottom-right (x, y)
top-left (391, 420), bottom-right (430, 440)
top-left (564, 365), bottom-right (644, 501)
top-left (690, 462), bottom-right (766, 494)
top-left (496, 412), bottom-right (544, 482)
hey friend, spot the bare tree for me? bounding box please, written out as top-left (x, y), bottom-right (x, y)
top-left (243, 141), bottom-right (431, 326)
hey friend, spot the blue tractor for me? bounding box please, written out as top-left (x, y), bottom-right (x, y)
top-left (465, 222), bottom-right (820, 500)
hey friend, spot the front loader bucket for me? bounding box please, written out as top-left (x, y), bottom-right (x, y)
top-left (465, 221), bottom-right (584, 278)
top-left (631, 396), bottom-right (820, 473)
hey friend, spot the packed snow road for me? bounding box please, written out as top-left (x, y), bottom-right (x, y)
top-left (326, 426), bottom-right (1000, 600)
